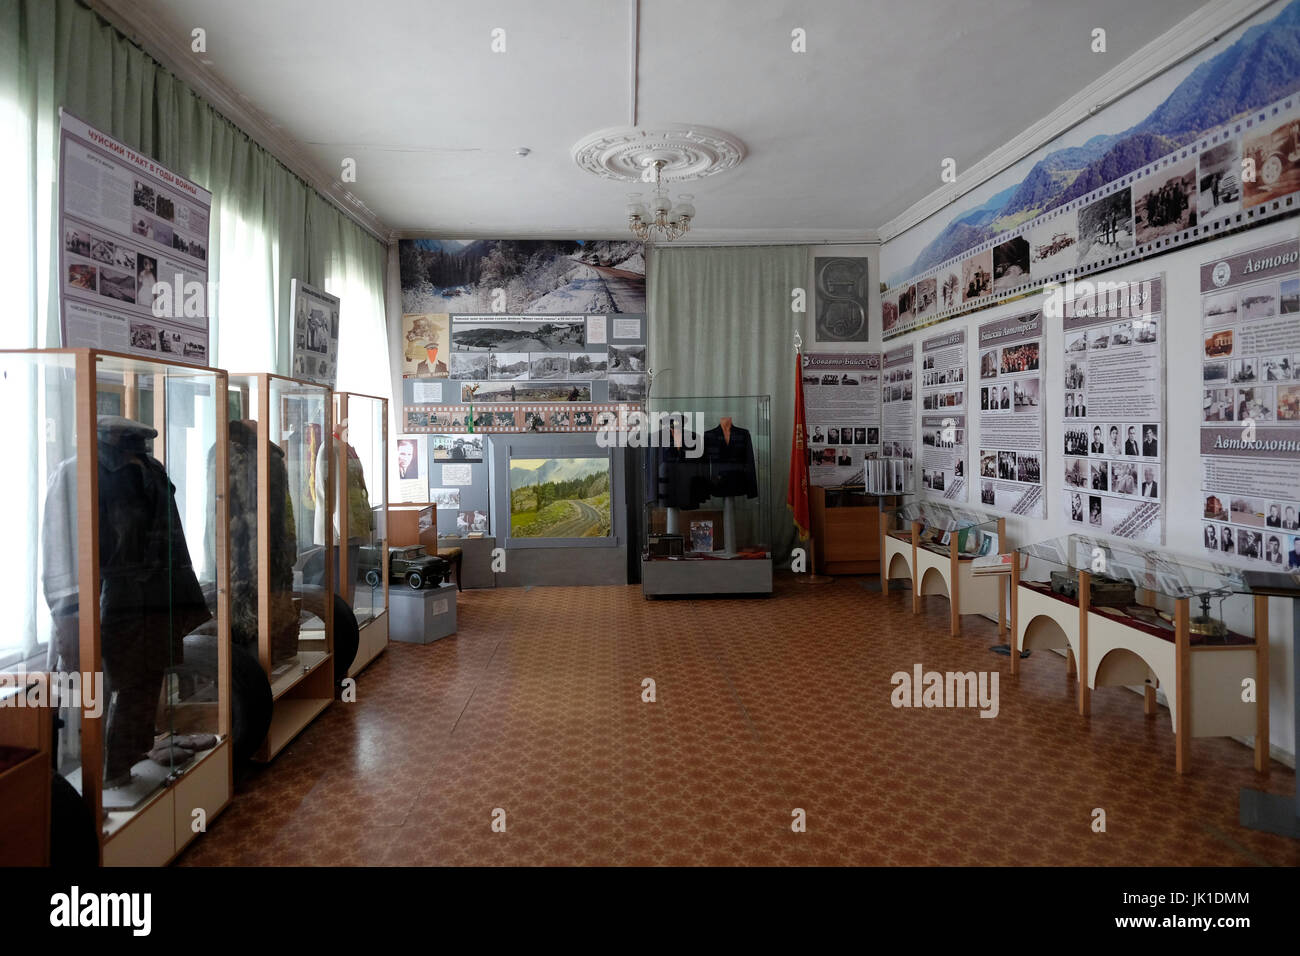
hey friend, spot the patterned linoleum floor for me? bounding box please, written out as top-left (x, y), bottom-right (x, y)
top-left (176, 576), bottom-right (1300, 866)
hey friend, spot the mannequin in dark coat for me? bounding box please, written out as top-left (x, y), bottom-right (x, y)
top-left (43, 416), bottom-right (210, 786)
top-left (645, 415), bottom-right (710, 510)
top-left (704, 417), bottom-right (758, 499)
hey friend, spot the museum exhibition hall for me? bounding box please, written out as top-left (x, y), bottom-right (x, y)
top-left (3, 0), bottom-right (1300, 898)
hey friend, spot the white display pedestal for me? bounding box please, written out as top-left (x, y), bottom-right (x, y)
top-left (390, 583), bottom-right (458, 644)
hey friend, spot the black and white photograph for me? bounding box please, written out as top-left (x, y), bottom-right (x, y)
top-left (982, 481), bottom-right (996, 505)
top-left (396, 439), bottom-right (421, 479)
top-left (451, 352), bottom-right (491, 379)
top-left (430, 487), bottom-right (461, 510)
top-left (451, 318), bottom-right (586, 352)
top-left (1016, 452), bottom-right (1040, 484)
top-left (1012, 377), bottom-right (1040, 411)
top-left (400, 238), bottom-right (645, 314)
top-left (1204, 387), bottom-right (1235, 422)
top-left (489, 352), bottom-right (530, 380)
top-left (569, 352), bottom-right (608, 378)
top-left (1281, 277), bottom-right (1300, 314)
top-left (97, 265), bottom-right (136, 302)
top-left (129, 321), bottom-right (159, 351)
top-left (431, 434), bottom-right (484, 462)
top-left (1202, 289), bottom-right (1238, 324)
top-left (607, 344), bottom-right (646, 372)
top-left (1240, 288), bottom-right (1278, 320)
top-left (1197, 139), bottom-right (1242, 219)
top-left (529, 354), bottom-right (571, 380)
top-left (1088, 495), bottom-right (1104, 527)
top-left (1090, 461), bottom-right (1108, 492)
top-left (1028, 214), bottom-right (1080, 279)
top-left (992, 234), bottom-right (1030, 291)
top-left (1133, 157), bottom-right (1197, 243)
top-left (607, 373), bottom-right (648, 403)
top-left (461, 381), bottom-right (593, 403)
top-left (1076, 187), bottom-right (1134, 265)
top-left (997, 450), bottom-right (1017, 481)
top-left (979, 349), bottom-right (998, 380)
top-left (980, 451), bottom-right (997, 478)
top-left (1064, 456), bottom-right (1087, 488)
top-left (457, 510), bottom-right (490, 534)
top-left (132, 178), bottom-right (156, 213)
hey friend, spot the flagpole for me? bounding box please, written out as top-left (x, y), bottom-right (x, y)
top-left (790, 331), bottom-right (832, 586)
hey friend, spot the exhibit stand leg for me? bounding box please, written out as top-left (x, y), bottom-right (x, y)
top-left (722, 496), bottom-right (737, 555)
top-left (1238, 596), bottom-right (1300, 838)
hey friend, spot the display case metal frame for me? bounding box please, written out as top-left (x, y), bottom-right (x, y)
top-left (228, 372), bottom-right (335, 763)
top-left (1010, 535), bottom-right (1269, 775)
top-left (335, 391), bottom-right (389, 677)
top-left (0, 347), bottom-right (233, 865)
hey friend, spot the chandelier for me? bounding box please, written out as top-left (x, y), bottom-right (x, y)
top-left (625, 159), bottom-right (695, 242)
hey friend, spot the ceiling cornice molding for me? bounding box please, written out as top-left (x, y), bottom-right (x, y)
top-left (393, 228), bottom-right (880, 245)
top-left (876, 0), bottom-right (1276, 245)
top-left (90, 0), bottom-right (393, 245)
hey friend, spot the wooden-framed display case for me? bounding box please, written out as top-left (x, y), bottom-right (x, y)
top-left (0, 349), bottom-right (232, 866)
top-left (333, 392), bottom-right (388, 677)
top-left (1012, 534), bottom-right (1269, 774)
top-left (225, 373), bottom-right (334, 762)
top-left (881, 500), bottom-right (1006, 637)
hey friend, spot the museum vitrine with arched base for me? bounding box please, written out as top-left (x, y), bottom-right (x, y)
top-left (225, 373), bottom-right (335, 762)
top-left (0, 348), bottom-right (232, 866)
top-left (1011, 534), bottom-right (1269, 774)
top-left (881, 500), bottom-right (1005, 637)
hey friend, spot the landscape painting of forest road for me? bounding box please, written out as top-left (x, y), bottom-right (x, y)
top-left (509, 458), bottom-right (612, 538)
top-left (883, 0), bottom-right (1300, 325)
top-left (399, 239), bottom-right (646, 314)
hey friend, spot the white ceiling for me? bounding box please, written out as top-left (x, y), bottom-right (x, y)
top-left (112, 0), bottom-right (1206, 240)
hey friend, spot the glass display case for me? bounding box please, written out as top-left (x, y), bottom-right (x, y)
top-left (334, 392), bottom-right (388, 676)
top-left (0, 349), bottom-right (231, 865)
top-left (1011, 534), bottom-right (1269, 773)
top-left (641, 395), bottom-right (772, 596)
top-left (226, 372), bottom-right (334, 761)
top-left (881, 500), bottom-right (1005, 636)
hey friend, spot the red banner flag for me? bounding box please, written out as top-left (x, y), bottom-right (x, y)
top-left (787, 351), bottom-right (811, 540)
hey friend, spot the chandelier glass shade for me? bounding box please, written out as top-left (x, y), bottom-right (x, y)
top-left (625, 160), bottom-right (695, 241)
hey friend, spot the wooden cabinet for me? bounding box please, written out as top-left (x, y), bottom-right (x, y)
top-left (810, 487), bottom-right (881, 575)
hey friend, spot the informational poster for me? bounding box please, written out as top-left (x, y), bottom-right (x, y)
top-left (802, 352), bottom-right (882, 487)
top-left (920, 329), bottom-right (967, 500)
top-left (1060, 275), bottom-right (1165, 542)
top-left (395, 435), bottom-right (428, 503)
top-left (977, 309), bottom-right (1046, 517)
top-left (1198, 239), bottom-right (1300, 570)
top-left (402, 313), bottom-right (450, 378)
top-left (58, 112), bottom-right (212, 363)
top-left (881, 343), bottom-right (915, 491)
top-left (441, 463), bottom-right (473, 486)
top-left (290, 279), bottom-right (340, 387)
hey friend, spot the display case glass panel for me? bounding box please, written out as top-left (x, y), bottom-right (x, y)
top-left (0, 349), bottom-right (226, 839)
top-left (337, 393), bottom-right (387, 626)
top-left (1015, 534), bottom-right (1257, 645)
top-left (641, 395), bottom-right (772, 559)
top-left (225, 373), bottom-right (333, 698)
top-left (882, 500), bottom-right (1000, 558)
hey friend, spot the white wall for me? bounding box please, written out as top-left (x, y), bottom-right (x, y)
top-left (879, 219), bottom-right (1297, 766)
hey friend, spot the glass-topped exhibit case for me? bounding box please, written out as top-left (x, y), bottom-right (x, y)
top-left (334, 392), bottom-right (388, 675)
top-left (1011, 534), bottom-right (1269, 773)
top-left (0, 349), bottom-right (231, 865)
top-left (641, 395), bottom-right (772, 596)
top-left (226, 373), bottom-right (335, 761)
top-left (881, 499), bottom-right (1005, 636)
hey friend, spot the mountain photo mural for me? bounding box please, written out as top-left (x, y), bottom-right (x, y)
top-left (399, 238), bottom-right (646, 315)
top-left (883, 0), bottom-right (1300, 335)
top-left (508, 457), bottom-right (612, 539)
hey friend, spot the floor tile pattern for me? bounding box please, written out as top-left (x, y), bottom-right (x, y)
top-left (176, 577), bottom-right (1300, 866)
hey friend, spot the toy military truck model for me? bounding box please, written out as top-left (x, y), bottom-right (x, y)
top-left (358, 544), bottom-right (452, 590)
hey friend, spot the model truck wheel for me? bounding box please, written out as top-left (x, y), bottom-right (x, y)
top-left (365, 569), bottom-right (381, 588)
top-left (407, 570), bottom-right (424, 589)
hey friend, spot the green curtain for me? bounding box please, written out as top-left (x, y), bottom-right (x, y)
top-left (0, 0), bottom-right (388, 384)
top-left (648, 245), bottom-right (805, 562)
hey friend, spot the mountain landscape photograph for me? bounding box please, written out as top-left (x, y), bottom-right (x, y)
top-left (509, 457), bottom-right (612, 538)
top-left (885, 0), bottom-right (1300, 288)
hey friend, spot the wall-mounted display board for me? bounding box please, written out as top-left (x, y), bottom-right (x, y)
top-left (976, 308), bottom-right (1046, 517)
top-left (919, 328), bottom-right (967, 500)
top-left (1060, 275), bottom-right (1165, 543)
top-left (881, 343), bottom-right (915, 489)
top-left (813, 257), bottom-right (871, 343)
top-left (58, 112), bottom-right (212, 363)
top-left (403, 403), bottom-right (640, 433)
top-left (802, 352), bottom-right (881, 487)
top-left (881, 0), bottom-right (1300, 340)
top-left (1198, 238), bottom-right (1300, 569)
top-left (290, 280), bottom-right (340, 387)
